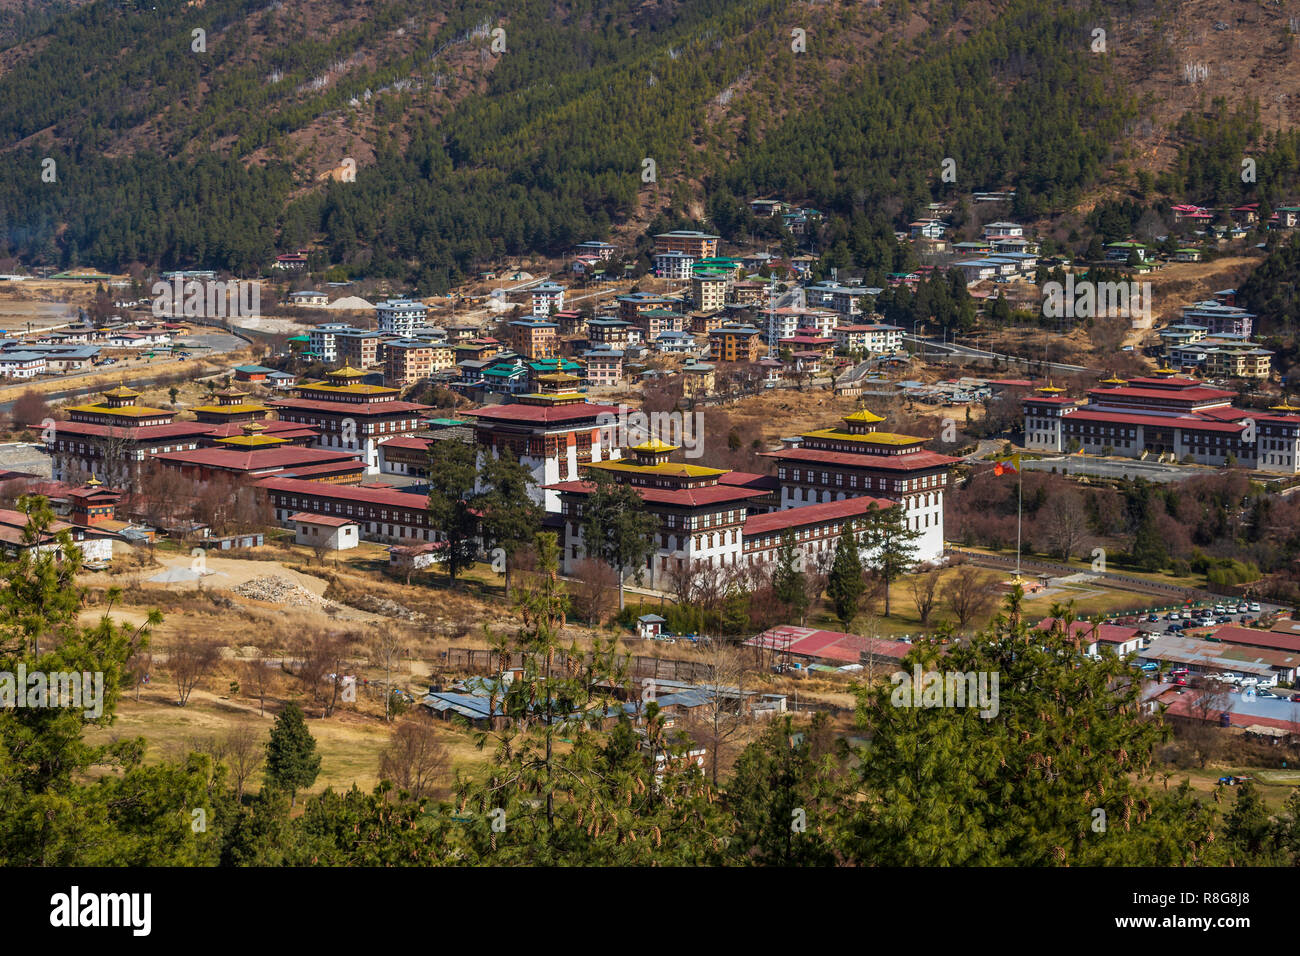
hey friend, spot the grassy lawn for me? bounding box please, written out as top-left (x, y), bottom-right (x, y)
top-left (1172, 766), bottom-right (1300, 811)
top-left (950, 543), bottom-right (1207, 591)
top-left (83, 686), bottom-right (489, 797)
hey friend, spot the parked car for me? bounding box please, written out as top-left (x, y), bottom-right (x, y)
top-left (1239, 676), bottom-right (1259, 687)
top-left (1290, 694), bottom-right (1300, 702)
top-left (1147, 614), bottom-right (1160, 622)
top-left (1236, 604), bottom-right (1249, 614)
top-left (1166, 612), bottom-right (1181, 621)
top-left (1249, 602), bottom-right (1262, 613)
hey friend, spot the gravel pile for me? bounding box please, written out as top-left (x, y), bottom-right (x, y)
top-left (233, 575), bottom-right (331, 608)
top-left (353, 594), bottom-right (426, 622)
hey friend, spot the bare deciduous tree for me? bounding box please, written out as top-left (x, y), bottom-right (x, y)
top-left (568, 557), bottom-right (618, 625)
top-left (370, 628), bottom-right (408, 723)
top-left (378, 718), bottom-right (451, 800)
top-left (168, 632), bottom-right (221, 706)
top-left (223, 723), bottom-right (264, 802)
top-left (1041, 487), bottom-right (1091, 561)
top-left (907, 564), bottom-right (942, 627)
top-left (297, 630), bottom-right (356, 718)
top-left (240, 650), bottom-right (276, 716)
top-left (941, 565), bottom-right (998, 635)
top-left (686, 642), bottom-right (750, 786)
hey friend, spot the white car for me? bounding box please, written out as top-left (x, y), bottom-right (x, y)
top-left (1249, 602), bottom-right (1261, 613)
top-left (1167, 612), bottom-right (1181, 621)
top-left (1235, 604), bottom-right (1249, 614)
top-left (1217, 673), bottom-right (1241, 685)
top-left (1239, 676), bottom-right (1259, 687)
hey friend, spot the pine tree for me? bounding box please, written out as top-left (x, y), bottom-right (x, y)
top-left (827, 522), bottom-right (865, 629)
top-left (476, 451), bottom-right (543, 600)
top-left (265, 702), bottom-right (321, 807)
top-left (578, 469), bottom-right (658, 611)
top-left (425, 437), bottom-right (480, 585)
top-left (859, 502), bottom-right (921, 618)
top-left (771, 529), bottom-right (808, 624)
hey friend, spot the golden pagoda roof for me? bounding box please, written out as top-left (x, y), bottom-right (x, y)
top-left (1034, 384), bottom-right (1065, 394)
top-left (1270, 402), bottom-right (1300, 413)
top-left (591, 458), bottom-right (725, 478)
top-left (803, 427), bottom-right (925, 445)
top-left (66, 402), bottom-right (170, 418)
top-left (216, 433), bottom-right (289, 448)
top-left (632, 438), bottom-right (678, 454)
top-left (1152, 366), bottom-right (1178, 375)
top-left (327, 366), bottom-right (367, 379)
top-left (191, 402), bottom-right (268, 414)
top-left (844, 408), bottom-right (885, 423)
top-left (102, 386), bottom-right (140, 399)
top-left (1098, 376), bottom-right (1128, 385)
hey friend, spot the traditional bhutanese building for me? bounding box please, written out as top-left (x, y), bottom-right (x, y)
top-left (152, 420), bottom-right (366, 484)
top-left (48, 386), bottom-right (211, 486)
top-left (66, 475), bottom-right (122, 527)
top-left (266, 366), bottom-right (431, 474)
top-left (189, 387), bottom-right (269, 425)
top-left (1022, 375), bottom-right (1300, 474)
top-left (763, 407), bottom-right (959, 563)
top-left (548, 439), bottom-right (772, 588)
top-left (66, 386), bottom-right (173, 427)
top-left (197, 418), bottom-right (319, 448)
top-left (464, 365), bottom-right (623, 511)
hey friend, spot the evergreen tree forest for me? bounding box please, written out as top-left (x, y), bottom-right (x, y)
top-left (4, 505), bottom-right (1299, 867)
top-left (0, 0), bottom-right (1139, 289)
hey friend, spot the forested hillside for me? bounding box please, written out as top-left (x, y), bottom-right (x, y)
top-left (0, 0), bottom-right (1206, 289)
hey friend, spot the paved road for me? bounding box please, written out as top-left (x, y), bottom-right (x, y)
top-left (904, 334), bottom-right (1093, 375)
top-left (0, 332), bottom-right (246, 415)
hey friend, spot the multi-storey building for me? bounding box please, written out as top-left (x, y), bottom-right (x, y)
top-left (465, 373), bottom-right (622, 512)
top-left (1181, 301), bottom-right (1256, 338)
top-left (375, 299), bottom-right (428, 336)
top-left (550, 439), bottom-right (769, 587)
top-left (588, 318), bottom-right (632, 349)
top-left (617, 293), bottom-right (682, 325)
top-left (308, 323), bottom-right (355, 363)
top-left (629, 308), bottom-right (682, 341)
top-left (258, 476), bottom-right (441, 546)
top-left (509, 317), bottom-right (559, 359)
top-left (49, 387), bottom-right (213, 484)
top-left (1021, 374), bottom-right (1300, 474)
top-left (763, 408), bottom-right (958, 563)
top-left (707, 323), bottom-right (763, 363)
top-left (833, 323), bottom-right (904, 354)
top-left (267, 367), bottom-right (430, 474)
top-left (691, 274), bottom-right (728, 312)
top-left (154, 422), bottom-right (365, 484)
top-left (653, 230), bottom-right (720, 260)
top-left (384, 339), bottom-right (440, 387)
top-left (574, 240), bottom-right (617, 261)
top-left (334, 329), bottom-right (383, 369)
top-left (530, 282), bottom-right (566, 316)
top-left (654, 250), bottom-right (695, 279)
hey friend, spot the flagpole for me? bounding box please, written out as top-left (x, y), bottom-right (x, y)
top-left (1015, 459), bottom-right (1023, 579)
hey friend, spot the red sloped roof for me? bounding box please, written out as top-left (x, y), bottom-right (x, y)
top-left (51, 421), bottom-right (214, 439)
top-left (268, 398), bottom-right (430, 416)
top-left (255, 476), bottom-right (430, 510)
top-left (288, 512), bottom-right (356, 527)
top-left (743, 495), bottom-right (896, 537)
top-left (544, 479), bottom-right (766, 508)
top-left (467, 402), bottom-right (618, 425)
top-left (763, 446), bottom-right (959, 471)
